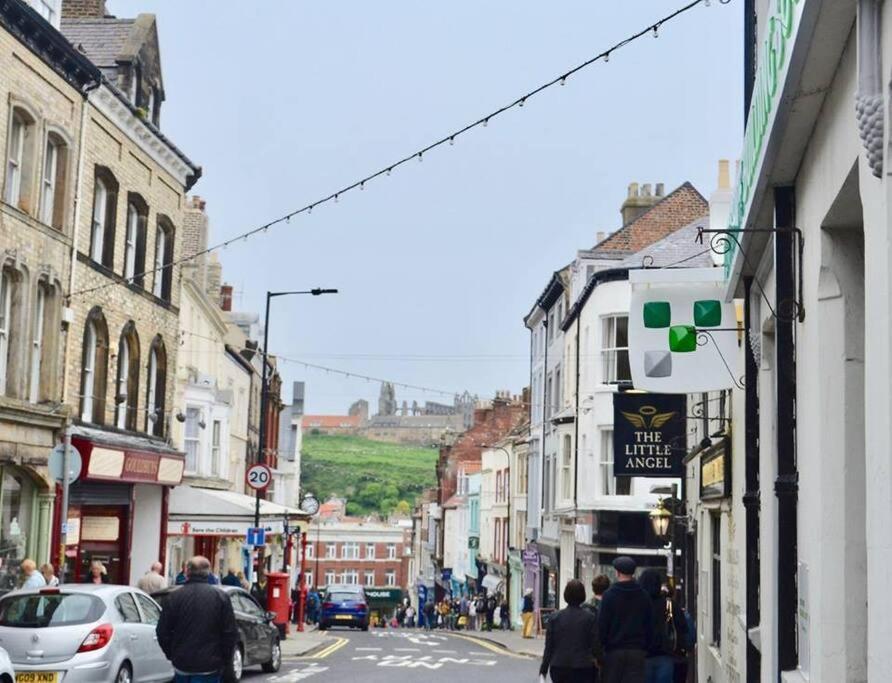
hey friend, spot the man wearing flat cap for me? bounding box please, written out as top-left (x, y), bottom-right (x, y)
top-left (597, 556), bottom-right (652, 683)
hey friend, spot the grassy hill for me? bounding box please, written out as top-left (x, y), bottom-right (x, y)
top-left (300, 434), bottom-right (437, 517)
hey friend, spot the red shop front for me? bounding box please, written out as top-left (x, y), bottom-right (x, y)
top-left (52, 427), bottom-right (184, 585)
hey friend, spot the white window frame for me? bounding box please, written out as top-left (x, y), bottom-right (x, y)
top-left (36, 0), bottom-right (56, 23)
top-left (561, 435), bottom-right (572, 501)
top-left (152, 225), bottom-right (166, 297)
top-left (211, 420), bottom-right (221, 476)
top-left (124, 203), bottom-right (138, 281)
top-left (5, 113), bottom-right (24, 206)
top-left (304, 571), bottom-right (314, 588)
top-left (364, 571), bottom-right (375, 587)
top-left (341, 542), bottom-right (358, 560)
top-left (325, 544), bottom-right (337, 559)
top-left (90, 179), bottom-right (107, 262)
top-left (29, 285), bottom-right (46, 403)
top-left (365, 543), bottom-right (375, 560)
top-left (601, 315), bottom-right (630, 384)
top-left (385, 570), bottom-right (396, 587)
top-left (341, 570), bottom-right (358, 585)
top-left (114, 339), bottom-right (129, 429)
top-left (39, 137), bottom-right (58, 225)
top-left (324, 570), bottom-right (335, 586)
top-left (145, 347), bottom-right (158, 432)
top-left (184, 406), bottom-right (201, 473)
top-left (80, 320), bottom-right (96, 421)
top-left (0, 271), bottom-right (10, 396)
top-left (305, 544), bottom-right (314, 560)
top-left (386, 544), bottom-right (396, 560)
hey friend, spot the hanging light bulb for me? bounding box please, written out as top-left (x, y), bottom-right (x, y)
top-left (653, 24), bottom-right (659, 37)
top-left (449, 137), bottom-right (455, 146)
top-left (285, 216), bottom-right (290, 224)
top-left (518, 97), bottom-right (526, 108)
top-left (360, 181), bottom-right (365, 190)
top-left (417, 152), bottom-right (423, 162)
top-left (308, 205), bottom-right (312, 215)
top-left (604, 52), bottom-right (610, 63)
top-left (335, 194), bottom-right (339, 203)
top-left (483, 118), bottom-right (489, 127)
top-left (560, 77), bottom-right (567, 86)
top-left (386, 167), bottom-right (392, 176)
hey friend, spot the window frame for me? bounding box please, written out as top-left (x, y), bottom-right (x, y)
top-left (561, 434), bottom-right (572, 501)
top-left (365, 543), bottom-right (375, 560)
top-left (124, 194), bottom-right (148, 287)
top-left (114, 323), bottom-right (139, 431)
top-left (601, 314), bottom-right (631, 384)
top-left (384, 570), bottom-right (396, 587)
top-left (144, 336), bottom-right (166, 437)
top-left (386, 544), bottom-right (396, 560)
top-left (211, 419), bottom-right (222, 476)
top-left (364, 571), bottom-right (375, 587)
top-left (0, 270), bottom-right (11, 396)
top-left (184, 406), bottom-right (201, 473)
top-left (325, 544), bottom-right (337, 559)
top-left (4, 109), bottom-right (31, 210)
top-left (80, 308), bottom-right (108, 424)
top-left (324, 570), bottom-right (335, 586)
top-left (153, 217), bottom-right (175, 301)
top-left (38, 135), bottom-right (57, 225)
top-left (28, 283), bottom-right (47, 403)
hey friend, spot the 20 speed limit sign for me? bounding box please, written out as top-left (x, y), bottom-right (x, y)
top-left (246, 464), bottom-right (272, 491)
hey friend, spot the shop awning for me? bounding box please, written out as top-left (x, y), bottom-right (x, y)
top-left (481, 574), bottom-right (504, 593)
top-left (167, 485), bottom-right (309, 537)
top-left (72, 425), bottom-right (185, 486)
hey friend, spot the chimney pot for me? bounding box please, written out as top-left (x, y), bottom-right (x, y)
top-left (596, 231), bottom-right (607, 243)
top-left (718, 159), bottom-right (731, 190)
top-left (655, 183), bottom-right (665, 196)
top-left (628, 182), bottom-right (639, 198)
top-left (220, 284), bottom-right (233, 312)
top-left (641, 184), bottom-right (652, 197)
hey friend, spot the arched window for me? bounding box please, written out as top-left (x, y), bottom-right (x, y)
top-left (152, 217), bottom-right (175, 301)
top-left (90, 167), bottom-right (118, 268)
top-left (124, 194), bottom-right (148, 287)
top-left (28, 281), bottom-right (57, 403)
top-left (114, 322), bottom-right (140, 431)
top-left (80, 308), bottom-right (109, 424)
top-left (39, 132), bottom-right (69, 229)
top-left (0, 269), bottom-right (12, 396)
top-left (4, 107), bottom-right (36, 212)
top-left (145, 335), bottom-right (167, 437)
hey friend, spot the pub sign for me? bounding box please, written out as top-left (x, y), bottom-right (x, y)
top-left (613, 392), bottom-right (686, 477)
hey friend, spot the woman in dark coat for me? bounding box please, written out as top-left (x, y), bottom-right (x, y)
top-left (539, 579), bottom-right (601, 683)
top-left (639, 569), bottom-right (688, 683)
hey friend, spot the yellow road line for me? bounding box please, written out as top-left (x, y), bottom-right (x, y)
top-left (310, 636), bottom-right (349, 659)
top-left (446, 632), bottom-right (535, 659)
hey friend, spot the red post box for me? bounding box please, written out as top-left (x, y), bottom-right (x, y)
top-left (266, 572), bottom-right (290, 638)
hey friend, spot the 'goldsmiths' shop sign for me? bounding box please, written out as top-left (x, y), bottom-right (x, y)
top-left (613, 392), bottom-right (686, 477)
top-left (727, 0), bottom-right (805, 266)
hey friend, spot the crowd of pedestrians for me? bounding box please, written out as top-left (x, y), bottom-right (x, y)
top-left (539, 556), bottom-right (694, 683)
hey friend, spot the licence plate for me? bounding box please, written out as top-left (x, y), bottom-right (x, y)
top-left (16, 673), bottom-right (59, 683)
top-left (335, 614), bottom-right (353, 620)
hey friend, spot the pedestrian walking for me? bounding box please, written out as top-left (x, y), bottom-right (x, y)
top-left (156, 556), bottom-right (239, 683)
top-left (137, 562), bottom-right (167, 593)
top-left (485, 594), bottom-right (496, 631)
top-left (251, 568), bottom-right (269, 610)
top-left (598, 557), bottom-right (653, 683)
top-left (39, 563), bottom-right (59, 587)
top-left (584, 575), bottom-right (611, 619)
top-left (468, 594), bottom-right (478, 631)
top-left (539, 579), bottom-right (601, 683)
top-left (499, 599), bottom-right (510, 630)
top-left (406, 604), bottom-right (416, 627)
top-left (424, 599), bottom-right (435, 631)
top-left (19, 559), bottom-right (45, 589)
top-left (522, 588), bottom-right (535, 638)
top-left (221, 570), bottom-right (241, 587)
top-left (639, 570), bottom-right (688, 683)
top-left (175, 563), bottom-right (188, 585)
top-left (83, 560), bottom-right (109, 584)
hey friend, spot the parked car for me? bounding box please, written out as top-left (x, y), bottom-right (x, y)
top-left (151, 585), bottom-right (280, 682)
top-left (318, 585), bottom-right (369, 631)
top-left (0, 585), bottom-right (171, 683)
top-left (0, 645), bottom-right (14, 683)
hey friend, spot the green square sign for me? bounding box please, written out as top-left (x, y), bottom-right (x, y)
top-left (643, 301), bottom-right (671, 328)
top-left (669, 325), bottom-right (697, 353)
top-left (694, 299), bottom-right (722, 327)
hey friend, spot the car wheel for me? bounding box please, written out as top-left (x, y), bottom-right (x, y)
top-left (115, 664), bottom-right (132, 683)
top-left (318, 622), bottom-right (328, 631)
top-left (261, 639), bottom-right (281, 673)
top-left (225, 645), bottom-right (244, 683)
top-left (361, 622), bottom-right (369, 632)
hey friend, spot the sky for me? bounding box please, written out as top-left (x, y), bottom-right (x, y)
top-left (109, 0), bottom-right (744, 414)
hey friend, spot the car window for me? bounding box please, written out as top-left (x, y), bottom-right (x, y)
top-left (0, 593), bottom-right (104, 627)
top-left (233, 592), bottom-right (264, 617)
top-left (115, 593), bottom-right (141, 623)
top-left (326, 591), bottom-right (363, 602)
top-left (135, 594), bottom-right (161, 625)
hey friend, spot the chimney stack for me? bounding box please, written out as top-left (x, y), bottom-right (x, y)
top-left (62, 0), bottom-right (107, 18)
top-left (220, 284), bottom-right (233, 312)
top-left (717, 159), bottom-right (731, 190)
top-left (655, 183), bottom-right (665, 197)
top-left (620, 181), bottom-right (664, 225)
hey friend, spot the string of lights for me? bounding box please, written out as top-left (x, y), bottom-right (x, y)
top-left (66, 0), bottom-right (720, 300)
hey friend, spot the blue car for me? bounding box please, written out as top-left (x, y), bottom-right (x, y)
top-left (319, 585), bottom-right (369, 631)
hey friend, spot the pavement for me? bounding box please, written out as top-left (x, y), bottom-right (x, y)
top-left (245, 628), bottom-right (539, 682)
top-left (466, 627), bottom-right (545, 658)
top-left (279, 626), bottom-right (331, 658)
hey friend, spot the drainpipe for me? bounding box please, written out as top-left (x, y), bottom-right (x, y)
top-left (774, 187), bottom-right (799, 673)
top-left (572, 318), bottom-right (580, 508)
top-left (743, 276), bottom-right (762, 681)
top-left (541, 318), bottom-right (548, 523)
top-left (61, 83), bottom-right (98, 406)
top-left (744, 0), bottom-right (756, 124)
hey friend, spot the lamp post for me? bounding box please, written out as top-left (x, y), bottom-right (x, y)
top-left (254, 288), bottom-right (337, 533)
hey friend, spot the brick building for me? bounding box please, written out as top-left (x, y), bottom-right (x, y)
top-left (304, 515), bottom-right (411, 592)
top-left (0, 0), bottom-right (200, 585)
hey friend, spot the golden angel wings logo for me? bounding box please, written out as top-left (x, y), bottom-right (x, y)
top-left (621, 405), bottom-right (677, 429)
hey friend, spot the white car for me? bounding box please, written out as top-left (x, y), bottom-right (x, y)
top-left (0, 646), bottom-right (14, 683)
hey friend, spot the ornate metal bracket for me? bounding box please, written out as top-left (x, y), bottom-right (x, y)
top-left (695, 328), bottom-right (745, 390)
top-left (696, 226), bottom-right (805, 323)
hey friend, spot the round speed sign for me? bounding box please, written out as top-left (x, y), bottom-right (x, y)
top-left (246, 463), bottom-right (272, 491)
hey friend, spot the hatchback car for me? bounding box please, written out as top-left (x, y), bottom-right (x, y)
top-left (318, 585), bottom-right (369, 631)
top-left (0, 585), bottom-right (171, 683)
top-left (151, 585), bottom-right (280, 683)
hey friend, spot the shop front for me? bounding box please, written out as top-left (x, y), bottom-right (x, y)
top-left (0, 465), bottom-right (55, 591)
top-left (166, 485), bottom-right (308, 586)
top-left (53, 427), bottom-right (185, 585)
top-left (535, 541), bottom-right (559, 610)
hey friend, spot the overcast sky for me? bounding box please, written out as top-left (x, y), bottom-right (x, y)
top-left (109, 0), bottom-right (743, 414)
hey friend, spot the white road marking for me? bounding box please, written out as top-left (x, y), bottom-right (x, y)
top-left (354, 647), bottom-right (382, 651)
top-left (267, 664), bottom-right (328, 682)
top-left (433, 649), bottom-right (457, 653)
top-left (394, 647), bottom-right (420, 651)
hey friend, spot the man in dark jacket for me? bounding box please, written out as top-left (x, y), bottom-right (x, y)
top-left (598, 557), bottom-right (652, 683)
top-left (156, 556), bottom-right (239, 683)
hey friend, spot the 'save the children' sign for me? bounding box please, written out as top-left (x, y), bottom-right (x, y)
top-left (613, 392), bottom-right (686, 477)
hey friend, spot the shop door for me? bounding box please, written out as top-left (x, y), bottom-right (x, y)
top-left (76, 506), bottom-right (129, 583)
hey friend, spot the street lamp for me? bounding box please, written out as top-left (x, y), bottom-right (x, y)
top-left (254, 289), bottom-right (337, 531)
top-left (650, 498), bottom-right (672, 539)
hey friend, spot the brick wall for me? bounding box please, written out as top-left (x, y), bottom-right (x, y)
top-left (61, 0), bottom-right (106, 18)
top-left (306, 537), bottom-right (408, 589)
top-left (182, 195), bottom-right (208, 288)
